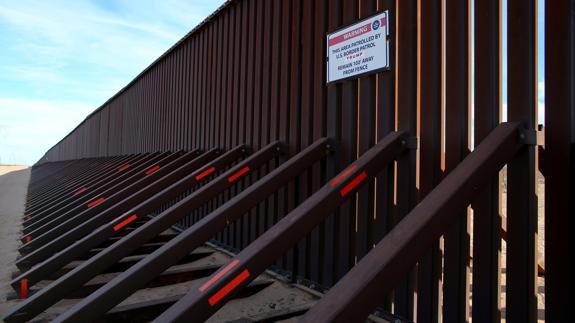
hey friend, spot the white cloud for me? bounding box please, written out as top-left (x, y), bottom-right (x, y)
top-left (538, 102), bottom-right (545, 125)
top-left (0, 0), bottom-right (226, 164)
top-left (0, 1), bottom-right (184, 71)
top-left (500, 103), bottom-right (544, 124)
top-left (0, 97), bottom-right (93, 162)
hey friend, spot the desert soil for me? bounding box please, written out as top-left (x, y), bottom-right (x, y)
top-left (0, 165), bottom-right (30, 316)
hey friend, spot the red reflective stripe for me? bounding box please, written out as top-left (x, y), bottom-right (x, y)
top-left (145, 165), bottom-right (161, 175)
top-left (117, 164), bottom-right (130, 172)
top-left (87, 197), bottom-right (106, 208)
top-left (113, 214), bottom-right (138, 231)
top-left (208, 269), bottom-right (250, 306)
top-left (20, 279), bottom-right (28, 299)
top-left (227, 166), bottom-right (250, 183)
top-left (73, 187), bottom-right (87, 196)
top-left (195, 166), bottom-right (216, 180)
top-left (330, 165), bottom-right (357, 187)
top-left (340, 172), bottom-right (368, 197)
top-left (199, 259), bottom-right (240, 292)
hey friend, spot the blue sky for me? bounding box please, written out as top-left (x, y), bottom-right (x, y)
top-left (0, 1), bottom-right (545, 165)
top-left (500, 0), bottom-right (546, 124)
top-left (0, 0), bottom-right (226, 164)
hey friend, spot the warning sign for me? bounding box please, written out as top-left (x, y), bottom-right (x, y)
top-left (326, 11), bottom-right (390, 84)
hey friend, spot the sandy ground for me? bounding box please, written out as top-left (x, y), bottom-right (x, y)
top-left (465, 168), bottom-right (545, 322)
top-left (0, 165), bottom-right (30, 316)
top-left (0, 164), bottom-right (546, 321)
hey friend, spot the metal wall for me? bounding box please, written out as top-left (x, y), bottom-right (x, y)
top-left (37, 0), bottom-right (564, 321)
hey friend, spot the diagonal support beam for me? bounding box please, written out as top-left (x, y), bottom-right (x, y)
top-left (2, 141), bottom-right (286, 323)
top-left (300, 122), bottom-right (525, 322)
top-left (48, 138), bottom-right (332, 323)
top-left (153, 131), bottom-right (407, 322)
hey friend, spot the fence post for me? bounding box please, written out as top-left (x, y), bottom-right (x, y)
top-left (545, 0), bottom-right (574, 321)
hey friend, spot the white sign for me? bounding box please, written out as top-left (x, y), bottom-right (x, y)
top-left (326, 11), bottom-right (389, 84)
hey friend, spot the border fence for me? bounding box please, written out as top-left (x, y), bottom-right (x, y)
top-left (5, 0), bottom-right (572, 322)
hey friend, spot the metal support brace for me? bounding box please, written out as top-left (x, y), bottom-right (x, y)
top-left (519, 129), bottom-right (544, 146)
top-left (402, 136), bottom-right (419, 150)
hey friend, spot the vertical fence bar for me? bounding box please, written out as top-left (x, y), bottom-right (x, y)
top-left (374, 0), bottom-right (395, 311)
top-left (325, 0), bottom-right (342, 287)
top-left (472, 0), bottom-right (502, 321)
top-left (417, 0), bottom-right (443, 321)
top-left (213, 18), bottom-right (222, 151)
top-left (298, 0), bottom-right (313, 280)
top-left (394, 0), bottom-right (418, 319)
top-left (443, 0), bottom-right (471, 321)
top-left (192, 33), bottom-right (200, 150)
top-left (251, 0), bottom-right (263, 241)
top-left (225, 7), bottom-right (234, 151)
top-left (221, 8), bottom-right (232, 244)
top-left (276, 0), bottom-right (291, 270)
top-left (286, 0), bottom-right (302, 277)
top-left (197, 30), bottom-right (205, 151)
top-left (337, 0), bottom-right (358, 281)
top-left (160, 58), bottom-right (167, 150)
top-left (257, 0), bottom-right (269, 239)
top-left (242, 4), bottom-right (255, 247)
top-left (214, 15), bottom-right (225, 239)
top-left (230, 2), bottom-right (242, 248)
top-left (180, 42), bottom-right (188, 151)
top-left (237, 0), bottom-right (248, 249)
top-left (506, 0), bottom-right (538, 321)
top-left (545, 0), bottom-right (574, 321)
top-left (169, 51), bottom-right (176, 151)
top-left (356, 0), bottom-right (377, 265)
top-left (311, 0), bottom-right (327, 286)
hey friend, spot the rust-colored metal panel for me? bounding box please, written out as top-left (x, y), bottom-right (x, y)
top-left (214, 15), bottom-right (224, 151)
top-left (337, 0), bottom-right (358, 282)
top-left (275, 0), bottom-right (291, 271)
top-left (356, 0), bottom-right (377, 265)
top-left (191, 33), bottom-right (200, 150)
top-left (286, 0), bottom-right (302, 277)
top-left (260, 0), bottom-right (272, 238)
top-left (246, 0), bottom-right (258, 242)
top-left (472, 0), bottom-right (503, 322)
top-left (252, 0), bottom-right (265, 243)
top-left (169, 47), bottom-right (178, 151)
top-left (417, 0), bottom-right (443, 321)
top-left (394, 0), bottom-right (417, 318)
top-left (442, 0), bottom-right (471, 322)
top-left (207, 19), bottom-right (216, 151)
top-left (297, 0), bottom-right (312, 280)
top-left (310, 0), bottom-right (327, 286)
top-left (373, 0), bottom-right (395, 310)
top-left (324, 0), bottom-right (341, 288)
top-left (184, 38), bottom-right (192, 151)
top-left (267, 0), bottom-right (282, 261)
top-left (545, 2), bottom-right (573, 321)
top-left (506, 0), bottom-right (538, 321)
